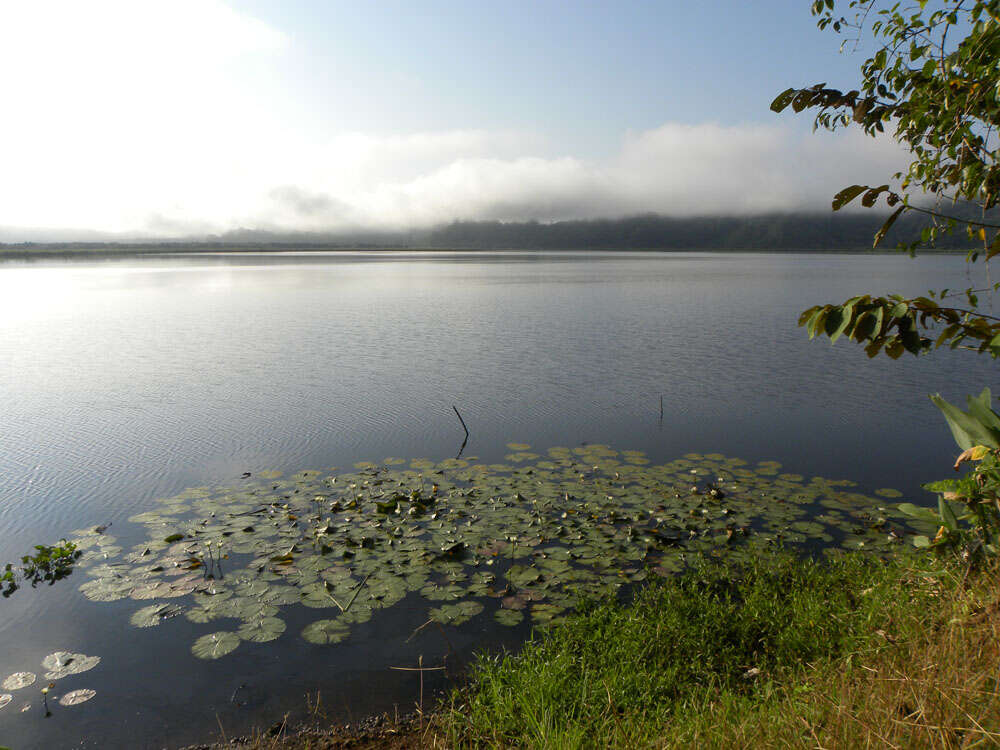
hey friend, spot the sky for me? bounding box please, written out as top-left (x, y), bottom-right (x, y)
top-left (0, 0), bottom-right (914, 239)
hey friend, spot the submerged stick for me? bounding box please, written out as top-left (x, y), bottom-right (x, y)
top-left (452, 405), bottom-right (470, 459)
top-left (452, 405), bottom-right (470, 439)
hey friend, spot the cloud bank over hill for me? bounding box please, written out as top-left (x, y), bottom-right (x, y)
top-left (0, 2), bottom-right (911, 240)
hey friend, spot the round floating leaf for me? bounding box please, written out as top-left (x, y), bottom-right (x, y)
top-left (429, 600), bottom-right (483, 625)
top-left (1, 672), bottom-right (35, 690)
top-left (42, 652), bottom-right (100, 680)
top-left (129, 603), bottom-right (183, 628)
top-left (494, 609), bottom-right (524, 626)
top-left (237, 617), bottom-right (286, 643)
top-left (58, 689), bottom-right (96, 706)
top-left (301, 619), bottom-right (349, 645)
top-left (191, 631), bottom-right (240, 660)
top-left (875, 488), bottom-right (903, 498)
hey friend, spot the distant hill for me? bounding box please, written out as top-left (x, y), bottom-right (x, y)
top-left (0, 208), bottom-right (992, 255)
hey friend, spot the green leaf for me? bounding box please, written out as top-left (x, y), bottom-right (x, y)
top-left (191, 631), bottom-right (240, 659)
top-left (898, 503), bottom-right (940, 525)
top-left (301, 618), bottom-right (349, 645)
top-left (861, 185), bottom-right (889, 207)
top-left (911, 535), bottom-right (931, 548)
top-left (823, 309), bottom-right (844, 338)
top-left (851, 311), bottom-right (877, 341)
top-left (831, 185), bottom-right (867, 211)
top-left (930, 393), bottom-right (1000, 450)
top-left (873, 206), bottom-right (905, 248)
top-left (938, 496), bottom-right (959, 532)
top-left (770, 88), bottom-right (797, 112)
top-left (828, 303), bottom-right (855, 343)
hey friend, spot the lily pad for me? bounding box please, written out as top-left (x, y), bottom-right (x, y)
top-left (237, 617), bottom-right (286, 643)
top-left (69, 444), bottom-right (916, 661)
top-left (191, 631), bottom-right (240, 660)
top-left (42, 652), bottom-right (100, 680)
top-left (301, 619), bottom-right (349, 645)
top-left (494, 609), bottom-right (524, 626)
top-left (58, 689), bottom-right (96, 706)
top-left (130, 603), bottom-right (183, 628)
top-left (1, 672), bottom-right (35, 690)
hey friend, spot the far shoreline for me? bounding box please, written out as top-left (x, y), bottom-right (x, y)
top-left (0, 245), bottom-right (968, 262)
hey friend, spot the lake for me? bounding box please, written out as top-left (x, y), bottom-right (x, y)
top-left (0, 251), bottom-right (993, 748)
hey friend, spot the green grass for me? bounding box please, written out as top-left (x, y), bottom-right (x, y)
top-left (440, 551), bottom-right (999, 748)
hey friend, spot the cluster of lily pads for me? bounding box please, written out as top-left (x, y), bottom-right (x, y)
top-left (0, 652), bottom-right (99, 713)
top-left (68, 446), bottom-right (927, 660)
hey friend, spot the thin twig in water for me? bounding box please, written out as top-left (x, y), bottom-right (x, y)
top-left (453, 405), bottom-right (470, 458)
top-left (228, 506), bottom-right (271, 518)
top-left (452, 405), bottom-right (470, 439)
top-left (215, 713), bottom-right (228, 744)
top-left (343, 571), bottom-right (373, 613)
top-left (322, 581), bottom-right (346, 612)
top-left (406, 618), bottom-right (435, 643)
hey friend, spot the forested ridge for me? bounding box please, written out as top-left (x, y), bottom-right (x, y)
top-left (2, 207), bottom-right (990, 254)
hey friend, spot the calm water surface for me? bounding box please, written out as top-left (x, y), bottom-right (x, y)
top-left (0, 251), bottom-right (994, 748)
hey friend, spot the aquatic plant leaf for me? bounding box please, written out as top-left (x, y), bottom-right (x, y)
top-left (42, 652), bottom-right (100, 680)
top-left (494, 609), bottom-right (524, 626)
top-left (0, 673), bottom-right (35, 690)
top-left (191, 632), bottom-right (240, 660)
top-left (130, 603), bottom-right (183, 628)
top-left (238, 617), bottom-right (286, 643)
top-left (301, 619), bottom-right (349, 644)
top-left (58, 689), bottom-right (96, 706)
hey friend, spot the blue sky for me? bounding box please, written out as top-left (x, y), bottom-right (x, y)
top-left (235, 0), bottom-right (864, 152)
top-left (0, 1), bottom-right (909, 238)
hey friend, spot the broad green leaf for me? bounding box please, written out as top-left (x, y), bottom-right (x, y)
top-left (831, 185), bottom-right (866, 211)
top-left (897, 503), bottom-right (940, 525)
top-left (930, 393), bottom-right (1000, 450)
top-left (58, 689), bottom-right (96, 707)
top-left (938, 497), bottom-right (959, 532)
top-left (301, 619), bottom-right (349, 645)
top-left (873, 205), bottom-right (905, 248)
top-left (191, 631), bottom-right (240, 660)
top-left (0, 673), bottom-right (34, 691)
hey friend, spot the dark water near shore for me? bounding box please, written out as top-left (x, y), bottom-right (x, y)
top-left (0, 250), bottom-right (994, 749)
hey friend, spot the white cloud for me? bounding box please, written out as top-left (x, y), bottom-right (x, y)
top-left (247, 123), bottom-right (911, 231)
top-left (0, 2), bottom-right (912, 238)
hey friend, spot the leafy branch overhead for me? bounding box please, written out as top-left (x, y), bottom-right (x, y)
top-left (775, 0), bottom-right (1000, 357)
top-left (798, 288), bottom-right (1000, 358)
top-left (772, 0), bottom-right (1000, 229)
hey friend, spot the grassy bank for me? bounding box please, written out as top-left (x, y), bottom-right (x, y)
top-left (437, 551), bottom-right (1000, 749)
top-left (220, 549), bottom-right (999, 749)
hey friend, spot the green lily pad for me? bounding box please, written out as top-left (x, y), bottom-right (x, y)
top-left (130, 603), bottom-right (183, 628)
top-left (237, 617), bottom-right (286, 643)
top-left (191, 632), bottom-right (240, 660)
top-left (1, 672), bottom-right (35, 690)
top-left (58, 689), bottom-right (96, 706)
top-left (42, 652), bottom-right (100, 680)
top-left (301, 619), bottom-right (349, 645)
top-left (494, 609), bottom-right (524, 626)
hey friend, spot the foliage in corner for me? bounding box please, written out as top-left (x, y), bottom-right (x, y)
top-left (895, 389), bottom-right (1000, 561)
top-left (1, 540), bottom-right (81, 598)
top-left (773, 0), bottom-right (1000, 355)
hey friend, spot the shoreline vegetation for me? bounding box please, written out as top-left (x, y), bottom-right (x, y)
top-left (194, 549), bottom-right (999, 749)
top-left (0, 207), bottom-right (987, 259)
